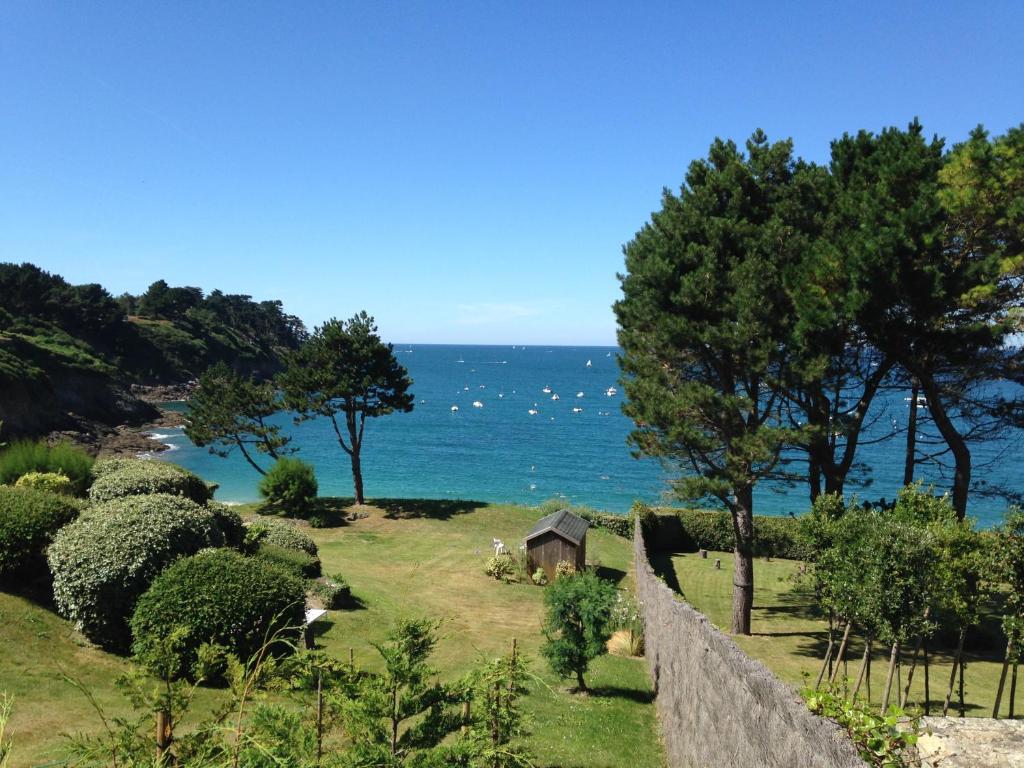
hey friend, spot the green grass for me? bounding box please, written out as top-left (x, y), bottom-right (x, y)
top-left (651, 549), bottom-right (1011, 717)
top-left (0, 499), bottom-right (663, 767)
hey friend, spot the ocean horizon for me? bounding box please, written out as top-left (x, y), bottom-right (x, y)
top-left (152, 343), bottom-right (1019, 528)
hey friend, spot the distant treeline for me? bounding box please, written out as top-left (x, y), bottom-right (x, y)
top-left (0, 262), bottom-right (307, 437)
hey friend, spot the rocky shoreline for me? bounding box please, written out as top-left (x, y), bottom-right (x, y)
top-left (45, 382), bottom-right (195, 458)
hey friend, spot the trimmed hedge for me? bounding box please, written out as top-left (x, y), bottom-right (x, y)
top-left (0, 440), bottom-right (94, 496)
top-left (130, 548), bottom-right (306, 679)
top-left (310, 576), bottom-right (350, 609)
top-left (48, 493), bottom-right (226, 649)
top-left (0, 486), bottom-right (81, 582)
top-left (638, 505), bottom-right (811, 560)
top-left (254, 542), bottom-right (322, 579)
top-left (536, 498), bottom-right (633, 539)
top-left (246, 518), bottom-right (318, 557)
top-left (14, 471), bottom-right (75, 496)
top-left (207, 501), bottom-right (245, 550)
top-left (88, 459), bottom-right (213, 505)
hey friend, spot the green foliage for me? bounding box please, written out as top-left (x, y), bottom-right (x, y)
top-left (184, 362), bottom-right (294, 475)
top-left (0, 486), bottom-right (80, 582)
top-left (538, 498), bottom-right (633, 538)
top-left (337, 617), bottom-right (463, 764)
top-left (531, 568), bottom-right (548, 586)
top-left (803, 684), bottom-right (919, 767)
top-left (130, 548), bottom-right (306, 680)
top-left (610, 591), bottom-right (645, 656)
top-left (643, 507), bottom-right (812, 560)
top-left (554, 560), bottom-right (576, 579)
top-left (254, 542), bottom-right (322, 579)
top-left (0, 692), bottom-right (11, 768)
top-left (87, 459), bottom-right (213, 504)
top-left (484, 553), bottom-right (518, 583)
top-left (48, 493), bottom-right (226, 649)
top-left (458, 649), bottom-right (532, 768)
top-left (0, 440), bottom-right (94, 496)
top-left (988, 508), bottom-right (1024, 656)
top-left (310, 576), bottom-right (350, 609)
top-left (257, 457), bottom-right (318, 517)
top-left (246, 518), bottom-right (319, 557)
top-left (541, 570), bottom-right (616, 691)
top-left (206, 501), bottom-right (245, 550)
top-left (13, 470), bottom-right (74, 496)
top-left (279, 311), bottom-right (414, 503)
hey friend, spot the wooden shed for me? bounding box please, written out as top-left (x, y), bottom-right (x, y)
top-left (525, 508), bottom-right (589, 582)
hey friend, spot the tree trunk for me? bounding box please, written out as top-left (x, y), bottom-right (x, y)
top-left (920, 375), bottom-right (971, 519)
top-left (730, 487), bottom-right (755, 636)
top-left (994, 641), bottom-right (1015, 718)
top-left (903, 382), bottom-right (919, 486)
top-left (829, 622), bottom-right (853, 685)
top-left (236, 439), bottom-right (267, 476)
top-left (817, 621), bottom-right (837, 690)
top-left (853, 637), bottom-right (872, 698)
top-left (350, 450), bottom-right (364, 505)
top-left (924, 639), bottom-right (931, 715)
top-left (576, 669), bottom-right (587, 693)
top-left (900, 608), bottom-right (930, 708)
top-left (881, 641), bottom-right (901, 713)
top-left (943, 626), bottom-right (967, 716)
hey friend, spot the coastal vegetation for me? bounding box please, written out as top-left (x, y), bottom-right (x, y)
top-left (0, 262), bottom-right (306, 440)
top-left (616, 121), bottom-right (1024, 635)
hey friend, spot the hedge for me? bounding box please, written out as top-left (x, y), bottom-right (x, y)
top-left (254, 542), bottom-right (322, 579)
top-left (258, 457), bottom-right (318, 517)
top-left (0, 486), bottom-right (81, 582)
top-left (536, 499), bottom-right (633, 538)
top-left (48, 493), bottom-right (226, 649)
top-left (638, 505), bottom-right (811, 560)
top-left (207, 501), bottom-right (245, 550)
top-left (246, 518), bottom-right (318, 557)
top-left (310, 576), bottom-right (350, 609)
top-left (88, 459), bottom-right (213, 504)
top-left (130, 548), bottom-right (306, 679)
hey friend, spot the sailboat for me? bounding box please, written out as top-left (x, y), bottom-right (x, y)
top-left (586, 359), bottom-right (592, 367)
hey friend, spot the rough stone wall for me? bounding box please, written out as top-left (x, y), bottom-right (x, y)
top-left (915, 717), bottom-right (1024, 767)
top-left (634, 524), bottom-right (864, 768)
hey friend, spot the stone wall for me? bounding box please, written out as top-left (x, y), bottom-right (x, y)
top-left (634, 524), bottom-right (864, 768)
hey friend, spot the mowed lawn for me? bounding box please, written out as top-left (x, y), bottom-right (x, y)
top-left (0, 500), bottom-right (664, 768)
top-left (650, 550), bottom-right (1010, 717)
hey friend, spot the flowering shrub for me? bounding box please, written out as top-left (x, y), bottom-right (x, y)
top-left (48, 493), bottom-right (225, 649)
top-left (532, 568), bottom-right (548, 586)
top-left (555, 560), bottom-right (576, 579)
top-left (14, 471), bottom-right (75, 496)
top-left (88, 459), bottom-right (212, 504)
top-left (485, 553), bottom-right (518, 582)
top-left (610, 591), bottom-right (645, 656)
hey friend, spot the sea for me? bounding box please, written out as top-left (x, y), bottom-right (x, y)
top-left (149, 344), bottom-right (1020, 528)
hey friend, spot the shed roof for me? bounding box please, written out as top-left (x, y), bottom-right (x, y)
top-left (526, 509), bottom-right (589, 546)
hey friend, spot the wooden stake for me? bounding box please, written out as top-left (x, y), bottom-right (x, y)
top-left (852, 637), bottom-right (872, 699)
top-left (993, 640), bottom-right (1014, 718)
top-left (1010, 660), bottom-right (1018, 719)
top-left (156, 710), bottom-right (172, 764)
top-left (461, 700), bottom-right (471, 735)
top-left (829, 622), bottom-right (853, 685)
top-left (943, 626), bottom-right (966, 716)
top-left (881, 641), bottom-right (900, 713)
top-left (923, 639), bottom-right (931, 716)
top-left (316, 669), bottom-right (323, 767)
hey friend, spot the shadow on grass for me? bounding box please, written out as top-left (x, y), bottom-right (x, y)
top-left (646, 551), bottom-right (685, 599)
top-left (587, 685), bottom-right (656, 704)
top-left (376, 498), bottom-right (487, 520)
top-left (594, 565), bottom-right (628, 586)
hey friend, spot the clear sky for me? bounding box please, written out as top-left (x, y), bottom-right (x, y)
top-left (2, 2), bottom-right (1022, 345)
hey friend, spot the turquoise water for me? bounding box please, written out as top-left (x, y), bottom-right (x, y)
top-left (152, 344), bottom-right (1020, 526)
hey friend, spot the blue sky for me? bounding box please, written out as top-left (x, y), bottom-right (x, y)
top-left (2, 2), bottom-right (1022, 345)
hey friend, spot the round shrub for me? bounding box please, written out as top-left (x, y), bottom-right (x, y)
top-left (0, 486), bottom-right (80, 582)
top-left (90, 457), bottom-right (143, 479)
top-left (0, 440), bottom-right (94, 495)
top-left (48, 493), bottom-right (226, 649)
top-left (88, 459), bottom-right (212, 504)
top-left (15, 471), bottom-right (75, 496)
top-left (130, 548), bottom-right (306, 679)
top-left (207, 501), bottom-right (245, 550)
top-left (257, 458), bottom-right (318, 517)
top-left (246, 518), bottom-right (318, 557)
top-left (254, 543), bottom-right (322, 579)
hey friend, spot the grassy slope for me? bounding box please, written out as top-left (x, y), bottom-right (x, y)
top-left (1, 500), bottom-right (664, 768)
top-left (651, 550), bottom-right (1008, 717)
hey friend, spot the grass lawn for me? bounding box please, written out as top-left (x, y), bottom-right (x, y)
top-left (650, 549), bottom-right (1010, 718)
top-left (0, 499), bottom-right (664, 767)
